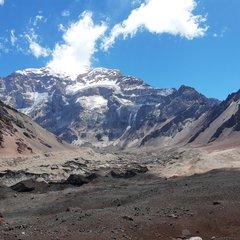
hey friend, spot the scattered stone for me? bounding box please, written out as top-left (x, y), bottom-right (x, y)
top-left (50, 165), bottom-right (58, 170)
top-left (35, 177), bottom-right (48, 184)
top-left (122, 216), bottom-right (134, 221)
top-left (168, 214), bottom-right (178, 219)
top-left (66, 207), bottom-right (71, 212)
top-left (66, 207), bottom-right (81, 212)
top-left (182, 229), bottom-right (192, 238)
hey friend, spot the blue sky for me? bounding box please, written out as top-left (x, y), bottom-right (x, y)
top-left (0, 0), bottom-right (239, 100)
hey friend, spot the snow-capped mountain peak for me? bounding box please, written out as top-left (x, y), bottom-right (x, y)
top-left (0, 67), bottom-right (218, 148)
top-left (15, 67), bottom-right (76, 81)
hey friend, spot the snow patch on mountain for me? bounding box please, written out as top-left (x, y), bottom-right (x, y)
top-left (156, 88), bottom-right (175, 96)
top-left (21, 92), bottom-right (48, 116)
top-left (66, 79), bottom-right (121, 95)
top-left (113, 95), bottom-right (133, 105)
top-left (76, 95), bottom-right (108, 110)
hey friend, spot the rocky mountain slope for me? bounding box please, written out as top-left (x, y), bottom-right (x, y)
top-left (188, 89), bottom-right (240, 148)
top-left (0, 100), bottom-right (69, 156)
top-left (0, 67), bottom-right (220, 148)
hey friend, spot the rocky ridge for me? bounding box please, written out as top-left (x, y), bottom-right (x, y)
top-left (188, 89), bottom-right (240, 147)
top-left (0, 100), bottom-right (69, 156)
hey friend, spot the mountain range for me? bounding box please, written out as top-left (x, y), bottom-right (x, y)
top-left (0, 67), bottom-right (239, 149)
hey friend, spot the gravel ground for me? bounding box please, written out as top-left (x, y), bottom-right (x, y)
top-left (0, 169), bottom-right (240, 240)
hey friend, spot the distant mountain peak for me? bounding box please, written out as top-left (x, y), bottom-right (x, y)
top-left (178, 85), bottom-right (198, 93)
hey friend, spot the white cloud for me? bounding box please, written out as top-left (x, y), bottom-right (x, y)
top-left (62, 10), bottom-right (70, 17)
top-left (28, 41), bottom-right (51, 58)
top-left (47, 11), bottom-right (107, 77)
top-left (10, 29), bottom-right (17, 46)
top-left (25, 30), bottom-right (51, 58)
top-left (0, 0), bottom-right (4, 6)
top-left (213, 27), bottom-right (228, 38)
top-left (0, 38), bottom-right (10, 53)
top-left (2, 1), bottom-right (209, 74)
top-left (102, 0), bottom-right (208, 50)
top-left (33, 15), bottom-right (45, 26)
top-left (132, 0), bottom-right (142, 6)
top-left (58, 23), bottom-right (66, 32)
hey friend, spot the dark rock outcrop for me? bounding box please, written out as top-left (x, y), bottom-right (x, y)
top-left (65, 174), bottom-right (90, 186)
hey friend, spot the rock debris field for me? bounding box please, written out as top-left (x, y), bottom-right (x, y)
top-left (0, 165), bottom-right (239, 240)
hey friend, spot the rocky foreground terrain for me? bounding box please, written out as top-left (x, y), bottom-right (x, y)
top-left (0, 165), bottom-right (239, 240)
top-left (1, 145), bottom-right (240, 240)
top-left (0, 99), bottom-right (240, 240)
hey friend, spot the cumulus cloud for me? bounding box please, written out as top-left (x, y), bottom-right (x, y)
top-left (102, 0), bottom-right (207, 50)
top-left (28, 41), bottom-right (51, 58)
top-left (25, 30), bottom-right (51, 58)
top-left (0, 0), bottom-right (4, 6)
top-left (47, 11), bottom-right (107, 77)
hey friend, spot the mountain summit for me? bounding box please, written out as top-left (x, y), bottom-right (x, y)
top-left (0, 67), bottom-right (219, 148)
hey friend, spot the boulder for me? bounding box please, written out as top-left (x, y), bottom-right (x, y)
top-left (65, 174), bottom-right (90, 186)
top-left (11, 181), bottom-right (35, 192)
top-left (127, 165), bottom-right (149, 173)
top-left (110, 165), bottom-right (148, 179)
top-left (11, 179), bottom-right (48, 192)
top-left (110, 170), bottom-right (136, 179)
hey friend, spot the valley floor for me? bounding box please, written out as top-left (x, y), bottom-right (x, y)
top-left (0, 169), bottom-right (240, 240)
top-left (0, 147), bottom-right (240, 240)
